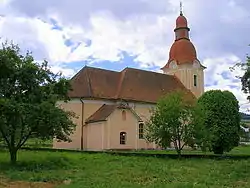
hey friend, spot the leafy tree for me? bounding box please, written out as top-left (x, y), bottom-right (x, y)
top-left (238, 54), bottom-right (250, 101)
top-left (198, 90), bottom-right (240, 154)
top-left (230, 52), bottom-right (250, 103)
top-left (145, 91), bottom-right (206, 157)
top-left (0, 41), bottom-right (77, 164)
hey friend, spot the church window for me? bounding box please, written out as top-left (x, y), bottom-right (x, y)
top-left (139, 123), bottom-right (144, 139)
top-left (122, 110), bottom-right (126, 121)
top-left (193, 75), bottom-right (197, 87)
top-left (120, 132), bottom-right (127, 145)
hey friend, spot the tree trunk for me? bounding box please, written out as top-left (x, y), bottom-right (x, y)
top-left (177, 149), bottom-right (182, 159)
top-left (213, 145), bottom-right (224, 155)
top-left (9, 148), bottom-right (17, 165)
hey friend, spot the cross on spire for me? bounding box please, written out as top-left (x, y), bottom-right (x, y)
top-left (180, 1), bottom-right (183, 15)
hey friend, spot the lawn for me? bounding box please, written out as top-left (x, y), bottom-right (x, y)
top-left (1, 147), bottom-right (250, 188)
top-left (128, 144), bottom-right (250, 156)
top-left (0, 138), bottom-right (52, 149)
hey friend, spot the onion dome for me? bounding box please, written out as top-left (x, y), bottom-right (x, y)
top-left (168, 39), bottom-right (197, 64)
top-left (161, 11), bottom-right (198, 69)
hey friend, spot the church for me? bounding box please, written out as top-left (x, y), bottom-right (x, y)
top-left (53, 10), bottom-right (206, 151)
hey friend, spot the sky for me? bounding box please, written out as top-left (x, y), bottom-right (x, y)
top-left (0, 0), bottom-right (250, 112)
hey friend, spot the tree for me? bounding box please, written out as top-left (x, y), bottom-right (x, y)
top-left (0, 41), bottom-right (77, 164)
top-left (198, 90), bottom-right (240, 154)
top-left (145, 91), bottom-right (206, 157)
top-left (238, 54), bottom-right (250, 101)
top-left (230, 51), bottom-right (250, 103)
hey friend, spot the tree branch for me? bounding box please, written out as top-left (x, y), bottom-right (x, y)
top-left (16, 119), bottom-right (26, 148)
top-left (16, 130), bottom-right (32, 150)
top-left (180, 141), bottom-right (188, 150)
top-left (0, 126), bottom-right (10, 147)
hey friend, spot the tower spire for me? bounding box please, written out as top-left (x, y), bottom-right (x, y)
top-left (180, 1), bottom-right (183, 16)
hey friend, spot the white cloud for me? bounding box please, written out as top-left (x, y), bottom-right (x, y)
top-left (34, 19), bottom-right (71, 63)
top-left (2, 0), bottom-right (249, 67)
top-left (0, 15), bottom-right (73, 64)
top-left (66, 12), bottom-right (175, 67)
top-left (50, 65), bottom-right (76, 78)
top-left (0, 16), bottom-right (48, 60)
top-left (0, 0), bottom-right (249, 112)
top-left (203, 55), bottom-right (249, 112)
top-left (220, 0), bottom-right (250, 24)
top-left (0, 10), bottom-right (174, 68)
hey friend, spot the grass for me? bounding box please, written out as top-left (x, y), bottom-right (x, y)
top-left (0, 138), bottom-right (52, 149)
top-left (126, 144), bottom-right (250, 156)
top-left (1, 147), bottom-right (250, 187)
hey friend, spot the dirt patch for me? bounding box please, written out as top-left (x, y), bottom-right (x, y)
top-left (233, 180), bottom-right (249, 187)
top-left (0, 178), bottom-right (58, 188)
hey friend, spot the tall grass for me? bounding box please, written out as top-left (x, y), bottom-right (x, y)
top-left (1, 148), bottom-right (250, 187)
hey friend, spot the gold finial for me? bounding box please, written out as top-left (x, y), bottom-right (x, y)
top-left (180, 1), bottom-right (183, 15)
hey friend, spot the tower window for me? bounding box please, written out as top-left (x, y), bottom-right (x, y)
top-left (120, 132), bottom-right (127, 145)
top-left (193, 75), bottom-right (197, 87)
top-left (139, 123), bottom-right (144, 139)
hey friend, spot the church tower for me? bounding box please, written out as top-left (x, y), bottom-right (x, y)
top-left (161, 4), bottom-right (206, 98)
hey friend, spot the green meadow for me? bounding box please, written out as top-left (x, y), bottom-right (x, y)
top-left (1, 146), bottom-right (250, 188)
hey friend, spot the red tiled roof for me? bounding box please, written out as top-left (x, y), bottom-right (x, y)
top-left (85, 104), bottom-right (141, 124)
top-left (68, 66), bottom-right (195, 103)
top-left (69, 66), bottom-right (120, 99)
top-left (85, 104), bottom-right (117, 123)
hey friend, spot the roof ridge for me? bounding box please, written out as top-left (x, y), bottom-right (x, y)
top-left (115, 68), bottom-right (128, 99)
top-left (123, 67), bottom-right (166, 75)
top-left (85, 67), bottom-right (93, 97)
top-left (85, 66), bottom-right (120, 73)
top-left (71, 66), bottom-right (121, 81)
top-left (70, 65), bottom-right (88, 80)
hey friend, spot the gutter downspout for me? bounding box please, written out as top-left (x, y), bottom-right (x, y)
top-left (80, 98), bottom-right (84, 150)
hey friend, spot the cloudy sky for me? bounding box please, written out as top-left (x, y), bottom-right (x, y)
top-left (0, 0), bottom-right (250, 112)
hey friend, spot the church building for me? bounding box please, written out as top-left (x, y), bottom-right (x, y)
top-left (53, 10), bottom-right (206, 151)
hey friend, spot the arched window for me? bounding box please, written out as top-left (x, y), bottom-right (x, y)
top-left (193, 74), bottom-right (197, 87)
top-left (122, 110), bottom-right (126, 121)
top-left (120, 132), bottom-right (126, 145)
top-left (139, 123), bottom-right (144, 139)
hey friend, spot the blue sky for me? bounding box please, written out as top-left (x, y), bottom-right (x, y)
top-left (0, 0), bottom-right (250, 112)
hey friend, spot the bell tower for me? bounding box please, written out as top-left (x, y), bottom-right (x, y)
top-left (161, 2), bottom-right (206, 98)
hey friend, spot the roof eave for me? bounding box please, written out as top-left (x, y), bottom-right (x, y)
top-left (85, 119), bottom-right (107, 124)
